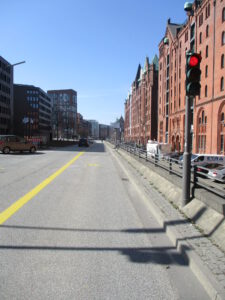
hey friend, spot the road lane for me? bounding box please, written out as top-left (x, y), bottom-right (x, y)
top-left (0, 151), bottom-right (84, 224)
top-left (0, 142), bottom-right (209, 299)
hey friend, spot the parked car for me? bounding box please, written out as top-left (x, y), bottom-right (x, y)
top-left (208, 166), bottom-right (225, 183)
top-left (78, 138), bottom-right (89, 147)
top-left (195, 162), bottom-right (224, 178)
top-left (0, 135), bottom-right (37, 154)
top-left (179, 154), bottom-right (225, 168)
top-left (164, 152), bottom-right (183, 163)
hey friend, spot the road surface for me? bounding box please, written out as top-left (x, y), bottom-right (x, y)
top-left (0, 141), bottom-right (209, 299)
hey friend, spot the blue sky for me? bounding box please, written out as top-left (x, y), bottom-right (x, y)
top-left (1, 0), bottom-right (187, 124)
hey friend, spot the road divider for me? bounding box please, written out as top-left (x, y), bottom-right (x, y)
top-left (0, 151), bottom-right (84, 225)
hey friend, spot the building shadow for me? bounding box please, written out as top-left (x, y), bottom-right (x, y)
top-left (46, 142), bottom-right (106, 153)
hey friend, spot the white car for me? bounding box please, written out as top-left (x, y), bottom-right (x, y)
top-left (208, 166), bottom-right (225, 183)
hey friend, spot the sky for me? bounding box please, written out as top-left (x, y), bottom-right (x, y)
top-left (0, 0), bottom-right (188, 125)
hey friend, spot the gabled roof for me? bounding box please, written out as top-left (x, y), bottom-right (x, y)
top-left (144, 57), bottom-right (149, 72)
top-left (135, 64), bottom-right (142, 82)
top-left (152, 55), bottom-right (159, 71)
top-left (164, 18), bottom-right (184, 42)
top-left (167, 23), bottom-right (183, 39)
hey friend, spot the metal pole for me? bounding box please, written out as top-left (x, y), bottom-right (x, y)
top-left (182, 95), bottom-right (192, 206)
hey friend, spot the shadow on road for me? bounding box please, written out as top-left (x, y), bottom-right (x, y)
top-left (46, 142), bottom-right (106, 153)
top-left (0, 242), bottom-right (189, 266)
top-left (0, 221), bottom-right (195, 266)
top-left (0, 152), bottom-right (45, 156)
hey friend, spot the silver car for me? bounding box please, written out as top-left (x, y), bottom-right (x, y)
top-left (208, 165), bottom-right (225, 183)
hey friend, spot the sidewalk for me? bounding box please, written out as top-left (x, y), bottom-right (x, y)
top-left (106, 142), bottom-right (225, 300)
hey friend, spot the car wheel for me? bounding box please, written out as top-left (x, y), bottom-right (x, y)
top-left (30, 146), bottom-right (36, 153)
top-left (3, 147), bottom-right (10, 154)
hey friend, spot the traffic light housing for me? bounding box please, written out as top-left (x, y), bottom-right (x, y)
top-left (186, 52), bottom-right (201, 96)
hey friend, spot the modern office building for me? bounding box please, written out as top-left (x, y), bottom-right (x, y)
top-left (99, 124), bottom-right (110, 140)
top-left (14, 84), bottom-right (52, 143)
top-left (88, 120), bottom-right (99, 138)
top-left (47, 89), bottom-right (77, 140)
top-left (0, 56), bottom-right (13, 134)
top-left (110, 116), bottom-right (124, 142)
top-left (158, 0), bottom-right (225, 154)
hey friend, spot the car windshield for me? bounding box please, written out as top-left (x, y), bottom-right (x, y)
top-left (191, 154), bottom-right (198, 160)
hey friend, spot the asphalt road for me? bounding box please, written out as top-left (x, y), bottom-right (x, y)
top-left (0, 142), bottom-right (209, 299)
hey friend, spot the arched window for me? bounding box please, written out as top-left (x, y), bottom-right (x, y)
top-left (206, 25), bottom-right (209, 37)
top-left (222, 7), bottom-right (225, 22)
top-left (202, 110), bottom-right (205, 122)
top-left (220, 110), bottom-right (225, 154)
top-left (221, 77), bottom-right (224, 91)
top-left (222, 54), bottom-right (225, 68)
top-left (206, 45), bottom-right (208, 57)
top-left (199, 32), bottom-right (202, 44)
top-left (222, 32), bottom-right (225, 45)
top-left (205, 85), bottom-right (208, 97)
top-left (205, 65), bottom-right (208, 78)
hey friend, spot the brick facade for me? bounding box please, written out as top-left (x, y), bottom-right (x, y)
top-left (124, 57), bottom-right (158, 145)
top-left (158, 0), bottom-right (225, 154)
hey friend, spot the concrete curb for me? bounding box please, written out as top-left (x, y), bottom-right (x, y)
top-left (106, 143), bottom-right (225, 300)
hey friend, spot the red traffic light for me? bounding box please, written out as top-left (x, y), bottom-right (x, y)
top-left (188, 54), bottom-right (201, 67)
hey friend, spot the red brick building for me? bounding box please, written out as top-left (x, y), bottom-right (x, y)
top-left (158, 0), bottom-right (225, 154)
top-left (124, 56), bottom-right (158, 146)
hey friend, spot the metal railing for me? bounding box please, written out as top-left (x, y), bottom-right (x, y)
top-left (115, 142), bottom-right (225, 199)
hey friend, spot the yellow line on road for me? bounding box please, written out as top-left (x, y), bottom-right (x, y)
top-left (0, 151), bottom-right (84, 225)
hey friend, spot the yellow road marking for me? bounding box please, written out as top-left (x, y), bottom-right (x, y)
top-left (0, 151), bottom-right (84, 225)
top-left (88, 163), bottom-right (99, 167)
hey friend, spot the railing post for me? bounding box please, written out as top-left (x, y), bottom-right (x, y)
top-left (193, 166), bottom-right (197, 188)
top-left (191, 166), bottom-right (198, 199)
top-left (169, 158), bottom-right (172, 174)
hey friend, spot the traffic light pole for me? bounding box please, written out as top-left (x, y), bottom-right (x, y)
top-left (182, 95), bottom-right (192, 206)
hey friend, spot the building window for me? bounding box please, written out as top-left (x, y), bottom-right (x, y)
top-left (199, 32), bottom-right (202, 44)
top-left (221, 77), bottom-right (224, 91)
top-left (206, 45), bottom-right (208, 58)
top-left (205, 85), bottom-right (208, 97)
top-left (202, 110), bottom-right (205, 121)
top-left (205, 65), bottom-right (208, 78)
top-left (198, 110), bottom-right (207, 153)
top-left (185, 31), bottom-right (188, 42)
top-left (205, 4), bottom-right (210, 19)
top-left (206, 25), bottom-right (209, 37)
top-left (199, 13), bottom-right (203, 26)
top-left (222, 31), bottom-right (225, 45)
top-left (221, 135), bottom-right (224, 153)
top-left (222, 7), bottom-right (225, 22)
top-left (222, 54), bottom-right (225, 68)
top-left (220, 111), bottom-right (225, 154)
